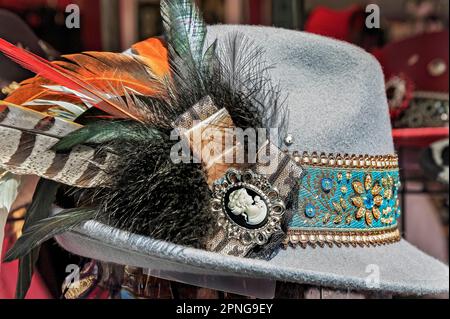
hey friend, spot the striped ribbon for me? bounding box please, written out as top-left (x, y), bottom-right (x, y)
top-left (173, 96), bottom-right (304, 197)
top-left (173, 96), bottom-right (304, 257)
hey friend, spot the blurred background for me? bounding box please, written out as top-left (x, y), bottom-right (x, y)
top-left (0, 0), bottom-right (448, 52)
top-left (0, 0), bottom-right (448, 298)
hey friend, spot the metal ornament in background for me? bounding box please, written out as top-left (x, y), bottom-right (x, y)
top-left (395, 92), bottom-right (449, 128)
top-left (428, 58), bottom-right (447, 77)
top-left (385, 74), bottom-right (414, 120)
top-left (207, 169), bottom-right (286, 257)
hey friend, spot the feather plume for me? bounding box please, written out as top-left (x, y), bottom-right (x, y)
top-left (0, 43), bottom-right (169, 298)
top-left (0, 124), bottom-right (115, 188)
top-left (147, 36), bottom-right (288, 141)
top-left (0, 171), bottom-right (22, 269)
top-left (131, 37), bottom-right (169, 77)
top-left (4, 207), bottom-right (96, 262)
top-left (216, 33), bottom-right (288, 141)
top-left (161, 0), bottom-right (209, 98)
top-left (52, 121), bottom-right (162, 152)
top-left (89, 0), bottom-right (288, 245)
top-left (0, 38), bottom-right (145, 122)
top-left (0, 34), bottom-right (169, 300)
top-left (0, 38), bottom-right (88, 95)
top-left (23, 99), bottom-right (87, 120)
top-left (56, 52), bottom-right (161, 96)
top-left (4, 39), bottom-right (169, 120)
top-left (13, 179), bottom-right (59, 299)
top-left (0, 101), bottom-right (115, 188)
top-left (157, 1), bottom-right (287, 137)
top-left (0, 170), bottom-right (22, 213)
top-left (9, 84), bottom-right (92, 120)
top-left (161, 0), bottom-right (206, 69)
top-left (92, 136), bottom-right (215, 248)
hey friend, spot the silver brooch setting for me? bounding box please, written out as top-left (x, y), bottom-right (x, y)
top-left (208, 169), bottom-right (286, 256)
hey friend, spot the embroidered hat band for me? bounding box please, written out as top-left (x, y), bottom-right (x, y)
top-left (174, 97), bottom-right (401, 254)
top-left (286, 152), bottom-right (401, 247)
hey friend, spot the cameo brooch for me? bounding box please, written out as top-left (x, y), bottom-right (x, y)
top-left (208, 168), bottom-right (286, 256)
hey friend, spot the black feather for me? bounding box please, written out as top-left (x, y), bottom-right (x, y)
top-left (92, 135), bottom-right (215, 249)
top-left (52, 121), bottom-right (162, 151)
top-left (12, 179), bottom-right (59, 299)
top-left (4, 208), bottom-right (96, 262)
top-left (146, 33), bottom-right (288, 144)
top-left (5, 0), bottom-right (291, 268)
top-left (142, 1), bottom-right (288, 143)
top-left (86, 1), bottom-right (289, 248)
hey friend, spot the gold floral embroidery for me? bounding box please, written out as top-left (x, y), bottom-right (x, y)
top-left (351, 174), bottom-right (383, 226)
top-left (382, 175), bottom-right (395, 199)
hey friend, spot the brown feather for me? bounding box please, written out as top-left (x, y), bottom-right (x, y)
top-left (0, 125), bottom-right (115, 188)
top-left (0, 102), bottom-right (114, 188)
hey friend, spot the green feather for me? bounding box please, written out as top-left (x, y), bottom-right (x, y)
top-left (161, 0), bottom-right (207, 69)
top-left (16, 249), bottom-right (39, 299)
top-left (52, 121), bottom-right (162, 151)
top-left (12, 179), bottom-right (59, 299)
top-left (4, 208), bottom-right (96, 263)
top-left (202, 39), bottom-right (219, 78)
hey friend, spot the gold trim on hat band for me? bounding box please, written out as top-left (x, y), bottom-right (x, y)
top-left (284, 227), bottom-right (401, 248)
top-left (290, 152), bottom-right (399, 169)
top-left (285, 151), bottom-right (401, 249)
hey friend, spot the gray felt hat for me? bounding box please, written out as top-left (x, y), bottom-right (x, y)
top-left (55, 25), bottom-right (449, 297)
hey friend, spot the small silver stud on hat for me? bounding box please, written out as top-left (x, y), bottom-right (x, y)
top-left (283, 133), bottom-right (294, 146)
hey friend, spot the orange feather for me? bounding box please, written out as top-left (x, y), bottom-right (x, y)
top-left (58, 52), bottom-right (162, 95)
top-left (131, 37), bottom-right (170, 77)
top-left (2, 37), bottom-right (171, 120)
top-left (5, 76), bottom-right (81, 113)
top-left (0, 38), bottom-right (158, 122)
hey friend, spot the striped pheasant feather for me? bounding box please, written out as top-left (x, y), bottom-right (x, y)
top-left (0, 101), bottom-right (81, 135)
top-left (0, 102), bottom-right (115, 188)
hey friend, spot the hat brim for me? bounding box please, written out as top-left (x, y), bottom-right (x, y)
top-left (55, 220), bottom-right (449, 296)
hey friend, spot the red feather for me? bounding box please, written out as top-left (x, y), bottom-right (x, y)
top-left (0, 38), bottom-right (143, 122)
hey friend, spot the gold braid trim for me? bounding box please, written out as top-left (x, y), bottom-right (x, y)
top-left (284, 227), bottom-right (401, 248)
top-left (289, 152), bottom-right (399, 170)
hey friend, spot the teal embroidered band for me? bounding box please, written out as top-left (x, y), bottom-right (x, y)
top-left (286, 152), bottom-right (401, 247)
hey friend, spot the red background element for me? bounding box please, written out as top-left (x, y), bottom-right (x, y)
top-left (393, 127), bottom-right (449, 147)
top-left (376, 31), bottom-right (449, 94)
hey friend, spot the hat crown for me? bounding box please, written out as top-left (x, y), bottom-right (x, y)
top-left (207, 25), bottom-right (394, 155)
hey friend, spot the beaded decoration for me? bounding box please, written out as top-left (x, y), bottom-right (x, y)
top-left (286, 152), bottom-right (401, 247)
